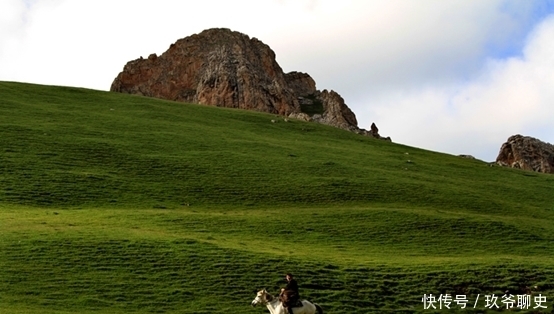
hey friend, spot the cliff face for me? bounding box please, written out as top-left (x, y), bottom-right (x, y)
top-left (111, 28), bottom-right (299, 115)
top-left (496, 134), bottom-right (554, 174)
top-left (111, 28), bottom-right (388, 139)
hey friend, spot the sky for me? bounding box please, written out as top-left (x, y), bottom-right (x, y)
top-left (2, 0), bottom-right (554, 161)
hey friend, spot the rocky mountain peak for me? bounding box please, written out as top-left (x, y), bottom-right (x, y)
top-left (111, 28), bottom-right (298, 115)
top-left (111, 28), bottom-right (389, 139)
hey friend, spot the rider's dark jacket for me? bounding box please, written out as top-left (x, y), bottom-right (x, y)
top-left (285, 279), bottom-right (299, 295)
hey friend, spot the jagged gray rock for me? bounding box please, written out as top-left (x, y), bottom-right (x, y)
top-left (496, 134), bottom-right (554, 174)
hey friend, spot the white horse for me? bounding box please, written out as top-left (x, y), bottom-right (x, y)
top-left (251, 289), bottom-right (323, 314)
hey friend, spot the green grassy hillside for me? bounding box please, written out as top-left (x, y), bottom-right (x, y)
top-left (1, 81), bottom-right (553, 313)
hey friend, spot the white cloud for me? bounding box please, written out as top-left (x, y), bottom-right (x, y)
top-left (271, 1), bottom-right (532, 91)
top-left (0, 0), bottom-right (27, 68)
top-left (1, 0), bottom-right (289, 89)
top-left (368, 15), bottom-right (554, 161)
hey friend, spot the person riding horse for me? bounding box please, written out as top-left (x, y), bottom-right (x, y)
top-left (280, 273), bottom-right (301, 314)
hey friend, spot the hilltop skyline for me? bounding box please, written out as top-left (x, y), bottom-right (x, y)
top-left (1, 0), bottom-right (554, 161)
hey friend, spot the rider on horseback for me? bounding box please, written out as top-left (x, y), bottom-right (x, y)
top-left (280, 273), bottom-right (301, 314)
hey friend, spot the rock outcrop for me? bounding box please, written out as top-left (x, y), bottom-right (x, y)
top-left (284, 71), bottom-right (316, 97)
top-left (111, 28), bottom-right (389, 139)
top-left (111, 28), bottom-right (298, 115)
top-left (496, 134), bottom-right (554, 174)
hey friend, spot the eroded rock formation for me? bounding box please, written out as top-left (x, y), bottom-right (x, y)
top-left (496, 134), bottom-right (554, 174)
top-left (111, 28), bottom-right (389, 139)
top-left (111, 28), bottom-right (298, 115)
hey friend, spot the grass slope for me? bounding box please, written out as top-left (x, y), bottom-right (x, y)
top-left (1, 81), bottom-right (553, 313)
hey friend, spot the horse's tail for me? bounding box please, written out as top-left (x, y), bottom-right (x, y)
top-left (314, 303), bottom-right (323, 314)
